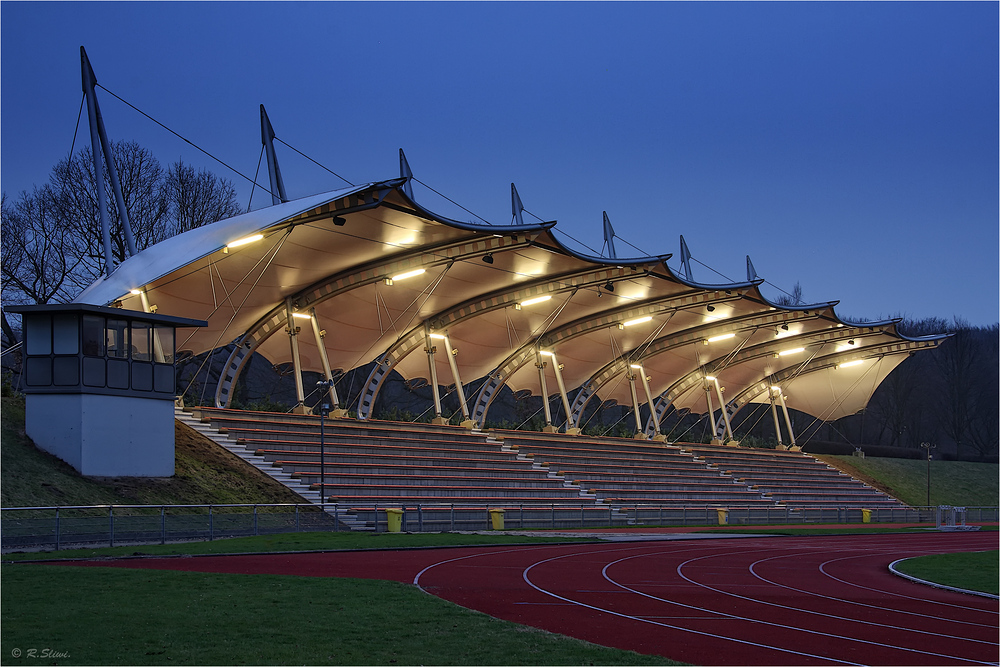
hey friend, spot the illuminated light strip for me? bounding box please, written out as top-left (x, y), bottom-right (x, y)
top-left (778, 347), bottom-right (805, 356)
top-left (391, 268), bottom-right (426, 281)
top-left (226, 234), bottom-right (264, 249)
top-left (622, 316), bottom-right (652, 327)
top-left (706, 333), bottom-right (736, 343)
top-left (429, 333), bottom-right (447, 340)
top-left (291, 312), bottom-right (312, 320)
top-left (838, 359), bottom-right (865, 369)
top-left (520, 295), bottom-right (552, 307)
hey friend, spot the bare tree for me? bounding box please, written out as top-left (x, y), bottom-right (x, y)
top-left (165, 159), bottom-right (243, 235)
top-left (1, 190), bottom-right (83, 305)
top-left (2, 140), bottom-right (245, 306)
top-left (48, 141), bottom-right (170, 283)
top-left (775, 282), bottom-right (804, 307)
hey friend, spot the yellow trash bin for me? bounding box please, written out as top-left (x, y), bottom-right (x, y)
top-left (385, 508), bottom-right (404, 533)
top-left (489, 508), bottom-right (505, 530)
top-left (861, 508), bottom-right (871, 524)
top-left (716, 509), bottom-right (728, 526)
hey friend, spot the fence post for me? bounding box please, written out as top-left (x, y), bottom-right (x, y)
top-left (450, 504), bottom-right (455, 532)
top-left (580, 503), bottom-right (584, 528)
top-left (418, 504), bottom-right (423, 532)
top-left (295, 504), bottom-right (300, 532)
top-left (109, 506), bottom-right (114, 548)
top-left (519, 503), bottom-right (523, 529)
top-left (161, 506), bottom-right (166, 545)
top-left (209, 505), bottom-right (214, 541)
top-left (55, 508), bottom-right (60, 551)
top-left (551, 503), bottom-right (556, 529)
top-left (374, 502), bottom-right (379, 533)
top-left (254, 505), bottom-right (259, 536)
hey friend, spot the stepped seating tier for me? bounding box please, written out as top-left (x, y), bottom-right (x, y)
top-left (182, 408), bottom-right (909, 525)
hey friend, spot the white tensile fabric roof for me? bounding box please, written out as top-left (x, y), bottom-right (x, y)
top-left (75, 177), bottom-right (945, 431)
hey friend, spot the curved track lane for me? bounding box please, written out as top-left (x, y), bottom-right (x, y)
top-left (62, 532), bottom-right (998, 665)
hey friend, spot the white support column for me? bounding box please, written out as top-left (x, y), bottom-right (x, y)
top-left (704, 379), bottom-right (720, 445)
top-left (440, 334), bottom-right (474, 430)
top-left (777, 390), bottom-right (799, 450)
top-left (286, 298), bottom-right (308, 414)
top-left (425, 330), bottom-right (446, 425)
top-left (710, 377), bottom-right (737, 446)
top-left (309, 308), bottom-right (345, 418)
top-left (769, 386), bottom-right (785, 449)
top-left (542, 351), bottom-right (579, 435)
top-left (628, 369), bottom-right (646, 440)
top-left (633, 364), bottom-right (666, 442)
top-left (536, 350), bottom-right (556, 432)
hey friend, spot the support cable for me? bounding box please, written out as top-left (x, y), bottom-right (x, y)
top-left (248, 145), bottom-right (265, 211)
top-left (796, 356), bottom-right (885, 446)
top-left (411, 177), bottom-right (492, 225)
top-left (96, 84), bottom-right (270, 195)
top-left (178, 231), bottom-right (292, 401)
top-left (274, 137), bottom-right (353, 187)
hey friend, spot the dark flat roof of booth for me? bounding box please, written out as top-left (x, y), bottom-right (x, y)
top-left (7, 303), bottom-right (208, 328)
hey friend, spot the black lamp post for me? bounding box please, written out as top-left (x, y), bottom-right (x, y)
top-left (316, 380), bottom-right (334, 507)
top-left (920, 442), bottom-right (936, 507)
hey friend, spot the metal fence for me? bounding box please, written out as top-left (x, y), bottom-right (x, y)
top-left (2, 503), bottom-right (997, 552)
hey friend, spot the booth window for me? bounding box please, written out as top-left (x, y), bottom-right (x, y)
top-left (82, 315), bottom-right (105, 356)
top-left (107, 319), bottom-right (129, 359)
top-left (132, 322), bottom-right (151, 362)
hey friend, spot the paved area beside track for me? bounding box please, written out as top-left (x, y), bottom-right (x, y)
top-left (58, 531), bottom-right (998, 665)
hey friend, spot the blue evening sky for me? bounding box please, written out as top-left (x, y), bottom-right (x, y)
top-left (2, 2), bottom-right (997, 327)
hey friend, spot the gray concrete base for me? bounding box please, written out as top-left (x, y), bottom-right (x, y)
top-left (26, 394), bottom-right (174, 477)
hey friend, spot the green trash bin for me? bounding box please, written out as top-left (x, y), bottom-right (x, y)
top-left (386, 508), bottom-right (404, 533)
top-left (716, 509), bottom-right (728, 526)
top-left (489, 508), bottom-right (505, 530)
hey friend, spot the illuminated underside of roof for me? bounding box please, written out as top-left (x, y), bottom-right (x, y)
top-left (75, 176), bottom-right (946, 433)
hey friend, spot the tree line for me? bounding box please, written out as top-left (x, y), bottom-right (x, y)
top-left (2, 140), bottom-right (242, 309)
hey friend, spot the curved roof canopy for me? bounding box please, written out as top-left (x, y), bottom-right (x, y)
top-left (75, 173), bottom-right (946, 433)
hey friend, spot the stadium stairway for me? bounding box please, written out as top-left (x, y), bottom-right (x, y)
top-left (175, 406), bottom-right (627, 530)
top-left (173, 405), bottom-right (371, 530)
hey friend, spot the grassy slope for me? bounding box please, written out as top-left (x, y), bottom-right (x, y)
top-left (1, 397), bottom-right (304, 508)
top-left (815, 454), bottom-right (998, 507)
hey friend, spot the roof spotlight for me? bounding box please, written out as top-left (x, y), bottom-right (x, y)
top-left (781, 323), bottom-right (789, 330)
top-left (604, 281), bottom-right (614, 292)
top-left (706, 305), bottom-right (715, 312)
top-left (482, 253), bottom-right (494, 264)
top-left (332, 216), bottom-right (347, 227)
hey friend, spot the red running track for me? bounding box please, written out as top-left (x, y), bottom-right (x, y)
top-left (63, 532), bottom-right (998, 665)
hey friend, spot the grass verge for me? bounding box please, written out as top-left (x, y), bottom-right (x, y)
top-left (894, 550), bottom-right (999, 596)
top-left (2, 530), bottom-right (592, 562)
top-left (1, 565), bottom-right (682, 665)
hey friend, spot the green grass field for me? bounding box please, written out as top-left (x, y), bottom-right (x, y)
top-left (894, 550), bottom-right (999, 596)
top-left (1, 563), bottom-right (680, 666)
top-left (817, 454), bottom-right (999, 507)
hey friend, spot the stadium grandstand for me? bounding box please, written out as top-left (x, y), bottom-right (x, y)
top-left (13, 48), bottom-right (951, 531)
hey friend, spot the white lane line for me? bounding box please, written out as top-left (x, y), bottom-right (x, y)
top-left (603, 547), bottom-right (993, 664)
top-left (522, 547), bottom-right (862, 665)
top-left (745, 551), bottom-right (998, 633)
top-left (820, 552), bottom-right (999, 611)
